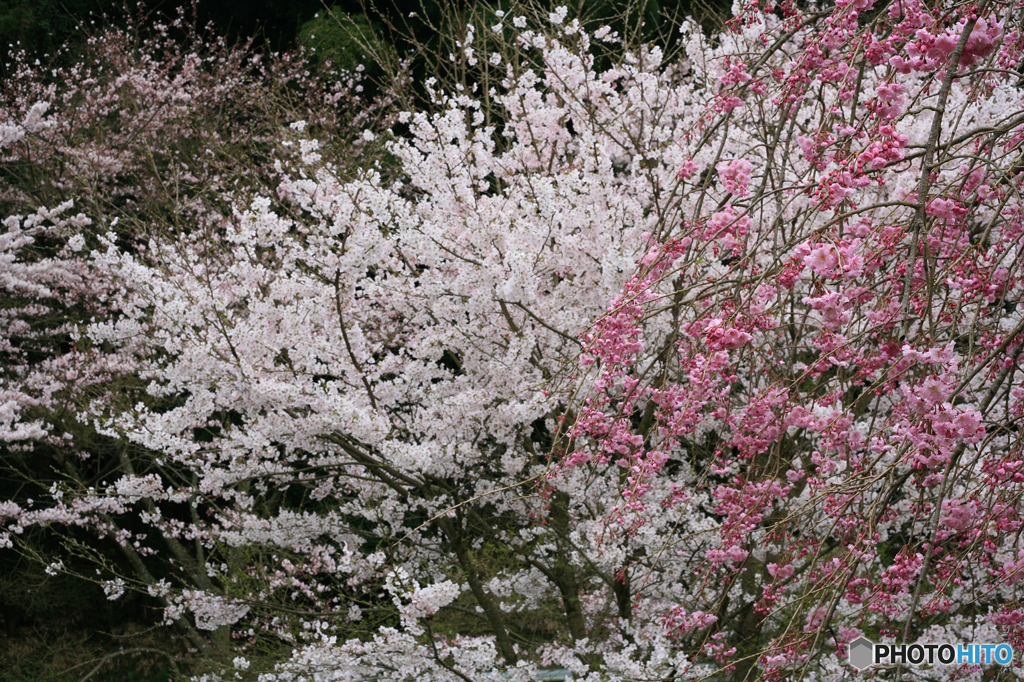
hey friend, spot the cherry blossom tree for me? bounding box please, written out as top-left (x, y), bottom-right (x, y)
top-left (4, 0), bottom-right (1024, 680)
top-left (0, 8), bottom-right (396, 671)
top-left (561, 1), bottom-right (1024, 679)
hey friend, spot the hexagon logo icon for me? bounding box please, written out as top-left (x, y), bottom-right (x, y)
top-left (848, 637), bottom-right (875, 671)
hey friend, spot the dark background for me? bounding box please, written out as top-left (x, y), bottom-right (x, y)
top-left (0, 0), bottom-right (727, 62)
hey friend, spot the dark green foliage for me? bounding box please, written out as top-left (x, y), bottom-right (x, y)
top-left (297, 9), bottom-right (389, 74)
top-left (0, 0), bottom-right (118, 56)
top-left (0, 551), bottom-right (179, 682)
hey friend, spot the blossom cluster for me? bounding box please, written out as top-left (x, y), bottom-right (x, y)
top-left (3, 1), bottom-right (1024, 680)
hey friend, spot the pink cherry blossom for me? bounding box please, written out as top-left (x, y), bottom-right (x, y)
top-left (4, 1), bottom-right (1024, 678)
